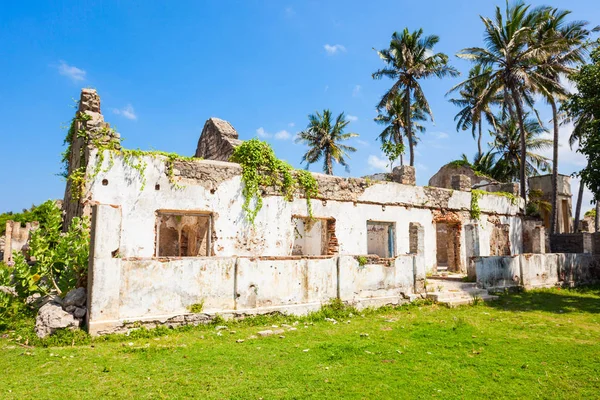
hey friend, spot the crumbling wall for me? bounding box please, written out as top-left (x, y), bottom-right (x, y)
top-left (62, 89), bottom-right (121, 228)
top-left (475, 253), bottom-right (600, 289)
top-left (550, 233), bottom-right (594, 253)
top-left (194, 118), bottom-right (242, 161)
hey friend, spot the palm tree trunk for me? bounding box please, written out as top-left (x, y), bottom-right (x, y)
top-left (325, 150), bottom-right (333, 175)
top-left (573, 177), bottom-right (585, 232)
top-left (594, 200), bottom-right (600, 233)
top-left (549, 99), bottom-right (559, 235)
top-left (405, 86), bottom-right (414, 167)
top-left (511, 89), bottom-right (528, 200)
top-left (478, 116), bottom-right (483, 156)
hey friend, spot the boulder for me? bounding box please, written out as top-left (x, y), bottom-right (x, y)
top-left (35, 302), bottom-right (80, 338)
top-left (73, 307), bottom-right (87, 319)
top-left (63, 287), bottom-right (86, 308)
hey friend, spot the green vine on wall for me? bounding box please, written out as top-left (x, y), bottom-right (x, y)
top-left (470, 189), bottom-right (483, 220)
top-left (62, 110), bottom-right (195, 199)
top-left (471, 189), bottom-right (520, 220)
top-left (229, 138), bottom-right (319, 225)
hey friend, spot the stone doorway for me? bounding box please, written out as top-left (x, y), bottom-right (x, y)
top-left (435, 222), bottom-right (462, 273)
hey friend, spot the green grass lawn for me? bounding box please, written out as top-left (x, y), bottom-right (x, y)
top-left (2, 287), bottom-right (600, 399)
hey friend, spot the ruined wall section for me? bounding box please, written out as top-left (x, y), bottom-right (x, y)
top-left (194, 118), bottom-right (242, 161)
top-left (62, 89), bottom-right (121, 228)
top-left (86, 152), bottom-right (524, 273)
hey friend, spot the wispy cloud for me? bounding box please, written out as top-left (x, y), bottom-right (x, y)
top-left (324, 85), bottom-right (329, 92)
top-left (112, 104), bottom-right (137, 120)
top-left (288, 122), bottom-right (295, 128)
top-left (324, 44), bottom-right (346, 55)
top-left (256, 127), bottom-right (291, 140)
top-left (347, 115), bottom-right (358, 122)
top-left (256, 127), bottom-right (271, 138)
top-left (367, 155), bottom-right (388, 171)
top-left (284, 6), bottom-right (295, 17)
top-left (433, 131), bottom-right (449, 140)
top-left (356, 139), bottom-right (370, 147)
top-left (57, 60), bottom-right (86, 82)
top-left (352, 85), bottom-right (361, 97)
top-left (275, 130), bottom-right (291, 140)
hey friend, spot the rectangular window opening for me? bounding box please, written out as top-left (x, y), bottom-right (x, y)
top-left (292, 217), bottom-right (337, 256)
top-left (367, 221), bottom-right (395, 258)
top-left (156, 211), bottom-right (212, 257)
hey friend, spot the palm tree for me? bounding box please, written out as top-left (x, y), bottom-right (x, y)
top-left (296, 110), bottom-right (358, 175)
top-left (373, 28), bottom-right (459, 166)
top-left (374, 93), bottom-right (427, 166)
top-left (456, 2), bottom-right (567, 199)
top-left (489, 115), bottom-right (552, 183)
top-left (532, 7), bottom-right (594, 234)
top-left (448, 65), bottom-right (497, 156)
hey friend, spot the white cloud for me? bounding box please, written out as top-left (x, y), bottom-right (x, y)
top-left (347, 115), bottom-right (358, 122)
top-left (112, 104), bottom-right (137, 120)
top-left (256, 127), bottom-right (271, 138)
top-left (571, 175), bottom-right (595, 216)
top-left (288, 122), bottom-right (295, 127)
top-left (284, 7), bottom-right (295, 17)
top-left (367, 155), bottom-right (388, 171)
top-left (356, 139), bottom-right (369, 147)
top-left (324, 85), bottom-right (329, 92)
top-left (352, 85), bottom-right (361, 97)
top-left (57, 60), bottom-right (86, 82)
top-left (324, 44), bottom-right (346, 55)
top-left (539, 122), bottom-right (586, 168)
top-left (275, 130), bottom-right (291, 140)
top-left (416, 162), bottom-right (429, 171)
top-left (256, 127), bottom-right (291, 140)
top-left (433, 131), bottom-right (449, 139)
top-left (424, 49), bottom-right (434, 59)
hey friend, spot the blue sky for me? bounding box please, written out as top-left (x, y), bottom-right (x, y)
top-left (0, 0), bottom-right (598, 213)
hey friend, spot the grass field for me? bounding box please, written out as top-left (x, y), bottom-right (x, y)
top-left (1, 287), bottom-right (600, 399)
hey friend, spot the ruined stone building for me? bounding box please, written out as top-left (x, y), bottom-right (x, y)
top-left (60, 90), bottom-right (600, 335)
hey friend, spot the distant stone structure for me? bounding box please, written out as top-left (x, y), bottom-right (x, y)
top-left (2, 220), bottom-right (39, 263)
top-left (528, 174), bottom-right (572, 234)
top-left (429, 163), bottom-right (495, 190)
top-left (194, 118), bottom-right (243, 161)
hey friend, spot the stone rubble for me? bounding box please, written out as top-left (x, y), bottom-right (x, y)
top-left (34, 287), bottom-right (88, 338)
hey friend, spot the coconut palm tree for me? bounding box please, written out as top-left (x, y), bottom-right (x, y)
top-left (532, 7), bottom-right (594, 234)
top-left (448, 65), bottom-right (498, 156)
top-left (296, 110), bottom-right (358, 175)
top-left (374, 93), bottom-right (427, 166)
top-left (456, 2), bottom-right (567, 199)
top-left (373, 28), bottom-right (458, 166)
top-left (489, 115), bottom-right (552, 183)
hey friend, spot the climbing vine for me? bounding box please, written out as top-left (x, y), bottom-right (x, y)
top-left (471, 189), bottom-right (520, 220)
top-left (470, 189), bottom-right (483, 220)
top-left (230, 138), bottom-right (319, 224)
top-left (62, 110), bottom-right (195, 199)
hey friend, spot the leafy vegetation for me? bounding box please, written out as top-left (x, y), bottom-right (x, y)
top-left (0, 200), bottom-right (60, 236)
top-left (230, 139), bottom-right (319, 224)
top-left (470, 189), bottom-right (483, 220)
top-left (585, 208), bottom-right (596, 218)
top-left (2, 287), bottom-right (600, 398)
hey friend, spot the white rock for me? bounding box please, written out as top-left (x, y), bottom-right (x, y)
top-left (35, 302), bottom-right (79, 338)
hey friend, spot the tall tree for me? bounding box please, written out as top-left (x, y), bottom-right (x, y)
top-left (296, 110), bottom-right (358, 175)
top-left (373, 28), bottom-right (458, 166)
top-left (374, 93), bottom-right (427, 166)
top-left (448, 65), bottom-right (497, 155)
top-left (456, 2), bottom-right (567, 199)
top-left (532, 6), bottom-right (594, 234)
top-left (489, 115), bottom-right (552, 183)
top-left (565, 43), bottom-right (600, 223)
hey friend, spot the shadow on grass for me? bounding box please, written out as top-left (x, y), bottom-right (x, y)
top-left (488, 286), bottom-right (600, 315)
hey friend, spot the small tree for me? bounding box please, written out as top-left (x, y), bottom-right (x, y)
top-left (381, 141), bottom-right (405, 172)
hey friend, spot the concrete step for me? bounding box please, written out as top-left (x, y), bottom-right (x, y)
top-left (426, 289), bottom-right (488, 302)
top-left (426, 279), bottom-right (478, 292)
top-left (435, 294), bottom-right (499, 307)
